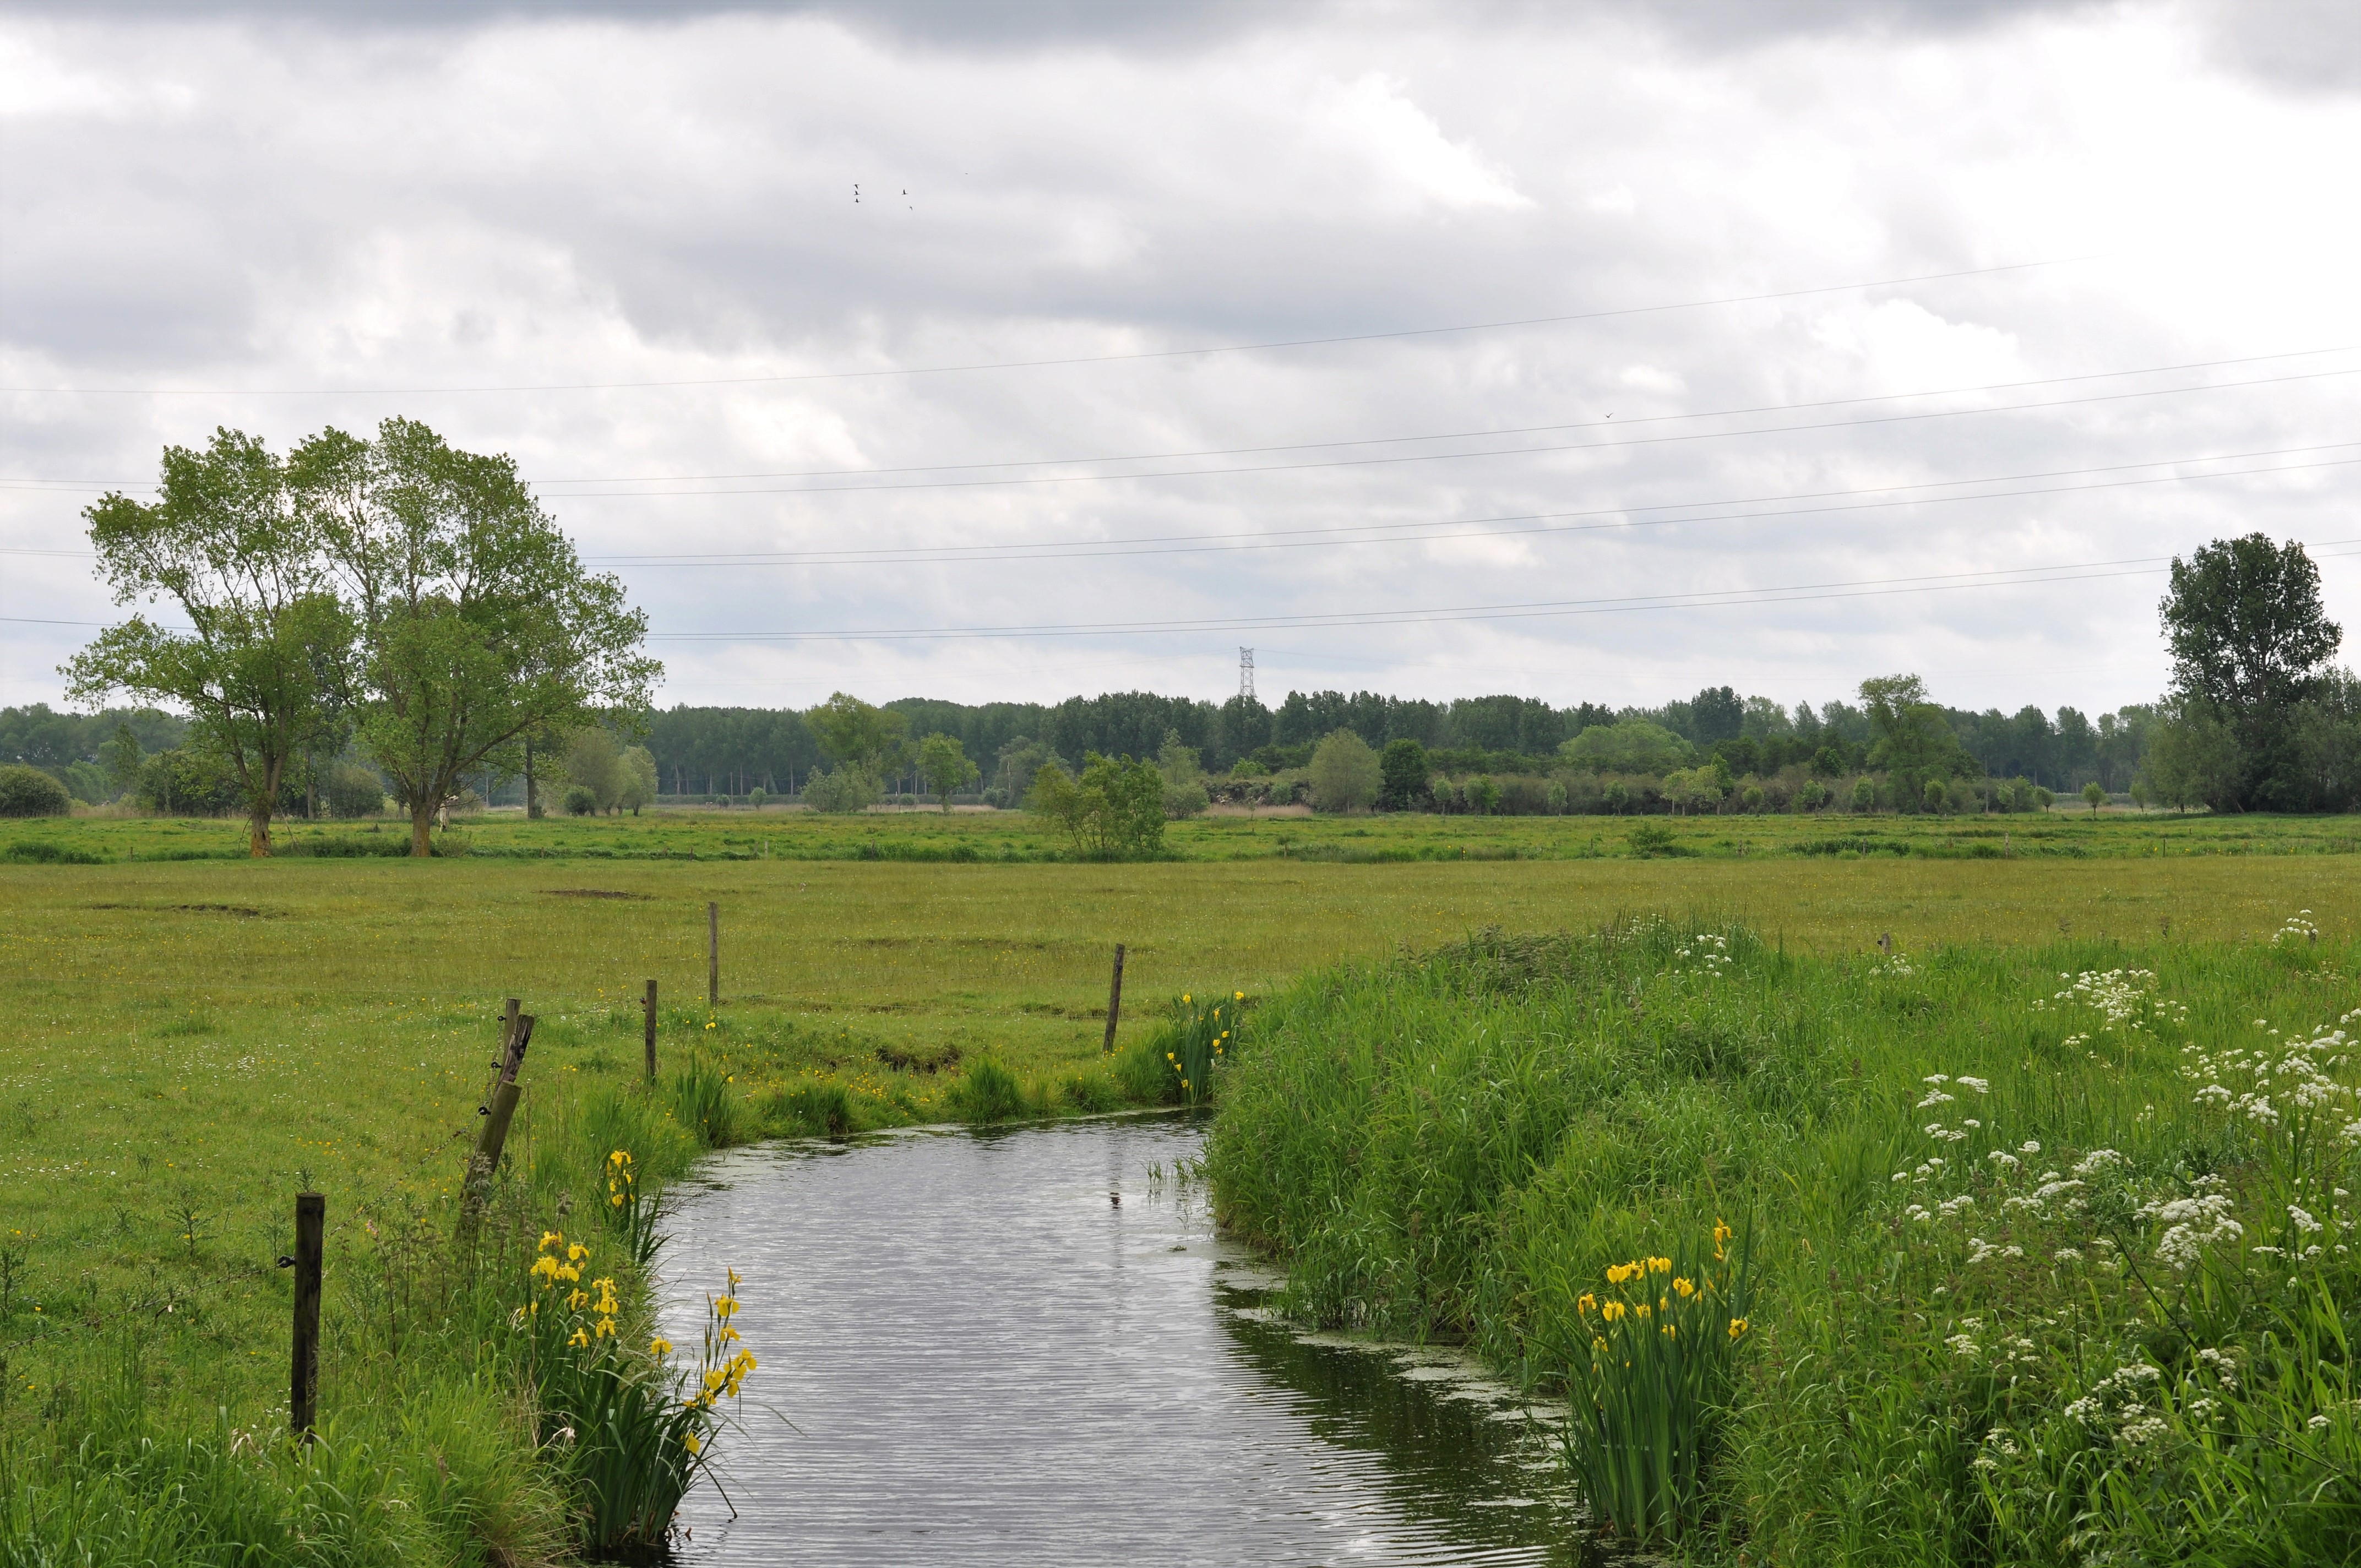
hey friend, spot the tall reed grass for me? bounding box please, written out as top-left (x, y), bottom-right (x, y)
top-left (1206, 918), bottom-right (2361, 1560)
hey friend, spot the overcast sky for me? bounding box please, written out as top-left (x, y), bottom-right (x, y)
top-left (3, 0), bottom-right (2358, 718)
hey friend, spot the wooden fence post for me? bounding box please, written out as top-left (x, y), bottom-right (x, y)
top-left (644, 979), bottom-right (659, 1081)
top-left (288, 1193), bottom-right (324, 1443)
top-left (708, 902), bottom-right (720, 1010)
top-left (460, 1015), bottom-right (535, 1233)
top-left (1102, 943), bottom-right (1126, 1054)
top-left (478, 998), bottom-right (519, 1119)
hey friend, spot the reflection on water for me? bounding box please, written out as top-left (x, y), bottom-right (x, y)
top-left (657, 1114), bottom-right (1579, 1565)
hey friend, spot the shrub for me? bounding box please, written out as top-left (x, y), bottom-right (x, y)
top-left (563, 784), bottom-right (598, 816)
top-left (1627, 823), bottom-right (1688, 858)
top-left (803, 767), bottom-right (880, 814)
top-left (0, 765), bottom-right (72, 818)
top-left (322, 762), bottom-right (387, 818)
top-left (1851, 777), bottom-right (1877, 812)
top-left (1030, 753), bottom-right (1164, 859)
top-left (747, 786), bottom-right (766, 809)
top-left (1309, 729), bottom-right (1382, 812)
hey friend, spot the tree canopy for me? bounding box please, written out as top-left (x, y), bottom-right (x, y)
top-left (294, 418), bottom-right (658, 854)
top-left (67, 428), bottom-right (354, 856)
top-left (2160, 534), bottom-right (2343, 810)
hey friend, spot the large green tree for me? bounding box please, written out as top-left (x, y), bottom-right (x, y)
top-left (806, 692), bottom-right (908, 781)
top-left (2161, 535), bottom-right (2342, 810)
top-left (916, 732), bottom-right (980, 810)
top-left (1858, 674), bottom-right (1974, 812)
top-left (66, 428), bottom-right (352, 856)
top-left (1308, 728), bottom-right (1382, 813)
top-left (295, 418), bottom-right (659, 856)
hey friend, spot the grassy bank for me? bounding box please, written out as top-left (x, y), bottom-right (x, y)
top-left (1205, 917), bottom-right (2361, 1562)
top-left (7, 803), bottom-right (2360, 867)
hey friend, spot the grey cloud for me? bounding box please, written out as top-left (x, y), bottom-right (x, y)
top-left (2, 1), bottom-right (2355, 719)
top-left (2193, 0), bottom-right (2361, 92)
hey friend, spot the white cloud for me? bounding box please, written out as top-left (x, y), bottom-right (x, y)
top-left (1308, 72), bottom-right (1533, 214)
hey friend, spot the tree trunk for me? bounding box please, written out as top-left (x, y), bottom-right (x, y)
top-left (410, 802), bottom-right (436, 857)
top-left (524, 734), bottom-right (542, 819)
top-left (249, 805), bottom-right (273, 858)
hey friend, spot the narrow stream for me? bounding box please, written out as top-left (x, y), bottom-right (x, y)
top-left (656, 1113), bottom-right (1580, 1565)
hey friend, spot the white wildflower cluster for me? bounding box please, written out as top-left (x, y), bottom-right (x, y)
top-left (2141, 1177), bottom-right (2243, 1271)
top-left (2065, 1362), bottom-right (2169, 1447)
top-left (1969, 1427), bottom-right (2023, 1472)
top-left (1672, 932), bottom-right (1732, 978)
top-left (1916, 1072), bottom-right (1989, 1110)
top-left (2031, 968), bottom-right (2184, 1032)
top-left (2194, 1346), bottom-right (2240, 1392)
top-left (2182, 1022), bottom-right (2357, 1132)
top-left (1873, 951), bottom-right (1916, 978)
top-left (2273, 910), bottom-right (2320, 946)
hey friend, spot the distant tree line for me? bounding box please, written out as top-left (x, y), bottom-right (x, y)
top-left (15, 531), bottom-right (2351, 825)
top-left (635, 686), bottom-right (2158, 805)
top-left (633, 535), bottom-right (2352, 818)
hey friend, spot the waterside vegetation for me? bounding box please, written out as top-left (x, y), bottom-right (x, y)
top-left (1205, 917), bottom-right (2361, 1561)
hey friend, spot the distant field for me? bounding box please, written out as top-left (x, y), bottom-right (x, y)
top-left (7, 801), bottom-right (2360, 865)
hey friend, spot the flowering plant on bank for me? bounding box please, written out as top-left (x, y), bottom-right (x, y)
top-left (518, 1226), bottom-right (757, 1551)
top-left (1560, 1219), bottom-right (1754, 1544)
top-left (1877, 990), bottom-right (2361, 1560)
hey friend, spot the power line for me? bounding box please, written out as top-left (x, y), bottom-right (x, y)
top-left (0, 258), bottom-right (2085, 397)
top-left (13, 360), bottom-right (2349, 509)
top-left (12, 540), bottom-right (2357, 644)
top-left (404, 347), bottom-right (2361, 486)
top-left (7, 444), bottom-right (2352, 568)
top-left (634, 541), bottom-right (2361, 644)
top-left (583, 449), bottom-right (2361, 567)
top-left (15, 341), bottom-right (2338, 495)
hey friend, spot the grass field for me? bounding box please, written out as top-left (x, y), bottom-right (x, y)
top-left (1, 812), bottom-right (2355, 1561)
top-left (8, 800), bottom-right (2361, 867)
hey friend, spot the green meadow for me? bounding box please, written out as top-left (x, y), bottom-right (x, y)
top-left (6, 799), bottom-right (2361, 867)
top-left (1, 809), bottom-right (2356, 1561)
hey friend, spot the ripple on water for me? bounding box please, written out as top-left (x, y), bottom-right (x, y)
top-left (657, 1116), bottom-right (1581, 1566)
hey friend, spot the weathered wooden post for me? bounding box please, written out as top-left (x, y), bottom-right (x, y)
top-left (644, 979), bottom-right (659, 1081)
top-left (460, 1015), bottom-right (535, 1234)
top-left (708, 902), bottom-right (720, 1010)
top-left (478, 998), bottom-right (520, 1116)
top-left (1878, 932), bottom-right (1892, 955)
top-left (287, 1193), bottom-right (324, 1443)
top-left (1102, 943), bottom-right (1126, 1054)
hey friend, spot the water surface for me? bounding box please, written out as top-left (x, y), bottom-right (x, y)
top-left (657, 1114), bottom-right (1578, 1566)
